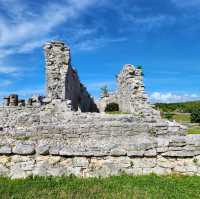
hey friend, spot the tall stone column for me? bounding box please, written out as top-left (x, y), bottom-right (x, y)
top-left (44, 41), bottom-right (70, 100)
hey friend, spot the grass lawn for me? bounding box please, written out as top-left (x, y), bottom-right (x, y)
top-left (188, 128), bottom-right (200, 134)
top-left (0, 175), bottom-right (200, 199)
top-left (162, 113), bottom-right (191, 123)
top-left (173, 113), bottom-right (191, 123)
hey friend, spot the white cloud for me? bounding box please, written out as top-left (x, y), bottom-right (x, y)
top-left (0, 66), bottom-right (19, 74)
top-left (74, 37), bottom-right (127, 51)
top-left (0, 65), bottom-right (34, 78)
top-left (150, 92), bottom-right (200, 103)
top-left (0, 0), bottom-right (98, 57)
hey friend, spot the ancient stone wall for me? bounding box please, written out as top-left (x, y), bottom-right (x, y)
top-left (98, 64), bottom-right (159, 117)
top-left (44, 41), bottom-right (97, 112)
top-left (44, 41), bottom-right (70, 100)
top-left (117, 65), bottom-right (147, 113)
top-left (0, 104), bottom-right (200, 178)
top-left (1, 41), bottom-right (200, 179)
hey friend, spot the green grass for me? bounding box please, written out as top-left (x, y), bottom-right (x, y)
top-left (0, 175), bottom-right (200, 199)
top-left (173, 114), bottom-right (191, 123)
top-left (162, 113), bottom-right (191, 123)
top-left (188, 128), bottom-right (200, 134)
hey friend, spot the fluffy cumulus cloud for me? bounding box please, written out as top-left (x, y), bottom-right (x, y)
top-left (150, 92), bottom-right (200, 103)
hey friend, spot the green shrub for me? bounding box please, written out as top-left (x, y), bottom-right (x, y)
top-left (163, 112), bottom-right (174, 120)
top-left (105, 103), bottom-right (119, 112)
top-left (191, 108), bottom-right (200, 123)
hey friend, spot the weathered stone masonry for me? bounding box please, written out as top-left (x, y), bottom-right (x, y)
top-left (97, 64), bottom-right (159, 117)
top-left (44, 41), bottom-right (98, 112)
top-left (1, 41), bottom-right (200, 178)
top-left (0, 104), bottom-right (200, 178)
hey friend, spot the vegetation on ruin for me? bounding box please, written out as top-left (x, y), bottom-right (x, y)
top-left (0, 174), bottom-right (200, 199)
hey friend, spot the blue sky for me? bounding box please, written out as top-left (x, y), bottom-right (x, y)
top-left (0, 0), bottom-right (200, 103)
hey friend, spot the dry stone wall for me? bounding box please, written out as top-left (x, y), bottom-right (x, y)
top-left (1, 41), bottom-right (200, 179)
top-left (0, 103), bottom-right (200, 178)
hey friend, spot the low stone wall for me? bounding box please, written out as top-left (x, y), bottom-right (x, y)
top-left (1, 154), bottom-right (200, 179)
top-left (0, 104), bottom-right (200, 178)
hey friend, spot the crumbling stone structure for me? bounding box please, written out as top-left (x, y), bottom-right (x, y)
top-left (0, 41), bottom-right (200, 178)
top-left (97, 64), bottom-right (158, 117)
top-left (4, 94), bottom-right (19, 106)
top-left (44, 41), bottom-right (98, 112)
top-left (3, 41), bottom-right (98, 112)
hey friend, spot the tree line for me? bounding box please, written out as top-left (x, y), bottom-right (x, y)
top-left (155, 101), bottom-right (200, 113)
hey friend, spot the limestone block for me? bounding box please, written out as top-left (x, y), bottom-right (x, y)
top-left (131, 158), bottom-right (156, 168)
top-left (127, 151), bottom-right (144, 157)
top-left (0, 156), bottom-right (11, 165)
top-left (10, 164), bottom-right (32, 179)
top-left (33, 164), bottom-right (48, 176)
top-left (162, 151), bottom-right (195, 157)
top-left (125, 168), bottom-right (143, 176)
top-left (0, 145), bottom-right (12, 154)
top-left (156, 137), bottom-right (170, 147)
top-left (169, 136), bottom-right (186, 147)
top-left (11, 155), bottom-right (32, 163)
top-left (36, 144), bottom-right (49, 155)
top-left (144, 149), bottom-right (157, 157)
top-left (157, 156), bottom-right (176, 168)
top-left (73, 157), bottom-right (89, 168)
top-left (187, 134), bottom-right (200, 146)
top-left (110, 148), bottom-right (127, 156)
top-left (143, 167), bottom-right (171, 175)
top-left (12, 143), bottom-right (35, 155)
top-left (157, 147), bottom-right (168, 153)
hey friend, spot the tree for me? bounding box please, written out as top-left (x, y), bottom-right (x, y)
top-left (100, 85), bottom-right (109, 98)
top-left (191, 108), bottom-right (200, 123)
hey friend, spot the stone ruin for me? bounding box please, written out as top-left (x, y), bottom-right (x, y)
top-left (3, 41), bottom-right (98, 112)
top-left (0, 41), bottom-right (200, 178)
top-left (44, 41), bottom-right (98, 112)
top-left (97, 64), bottom-right (160, 117)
